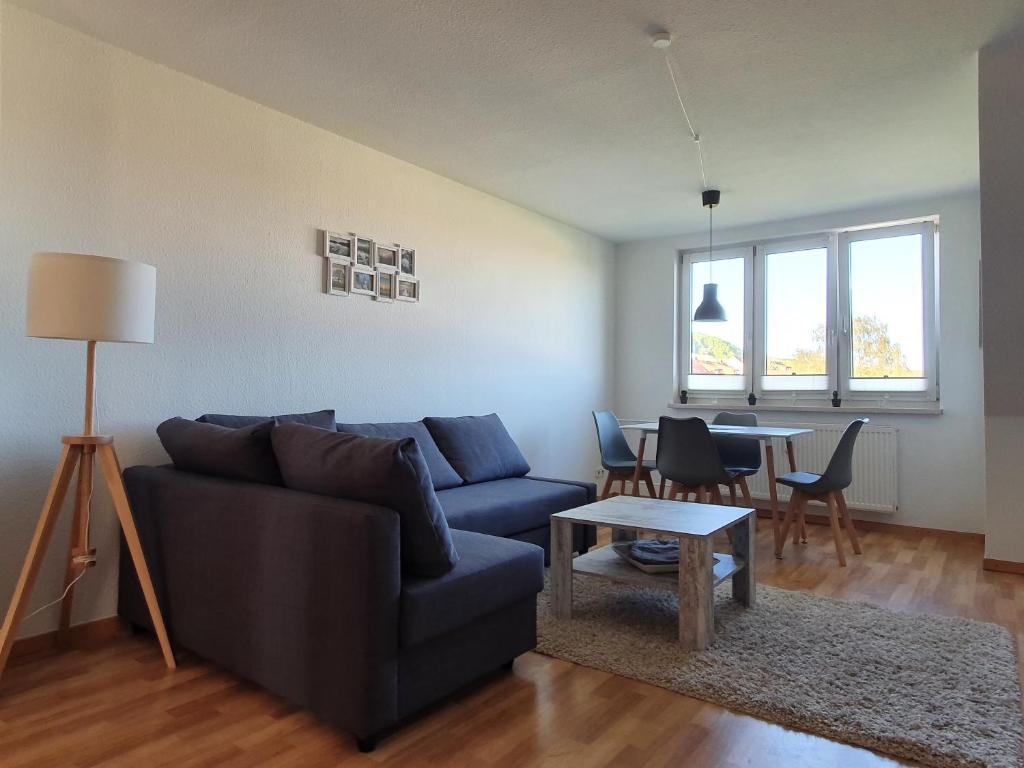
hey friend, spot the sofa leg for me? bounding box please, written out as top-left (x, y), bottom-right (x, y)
top-left (356, 734), bottom-right (380, 753)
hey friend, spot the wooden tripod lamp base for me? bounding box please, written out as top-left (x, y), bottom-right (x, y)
top-left (0, 435), bottom-right (176, 681)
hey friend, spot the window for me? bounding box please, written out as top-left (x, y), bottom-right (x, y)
top-left (679, 220), bottom-right (938, 405)
top-left (757, 238), bottom-right (831, 392)
top-left (840, 223), bottom-right (935, 394)
top-left (681, 247), bottom-right (752, 392)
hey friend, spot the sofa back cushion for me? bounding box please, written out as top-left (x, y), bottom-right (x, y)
top-left (157, 417), bottom-right (283, 485)
top-left (271, 423), bottom-right (458, 577)
top-left (423, 414), bottom-right (531, 484)
top-left (197, 409), bottom-right (336, 430)
top-left (336, 421), bottom-right (463, 491)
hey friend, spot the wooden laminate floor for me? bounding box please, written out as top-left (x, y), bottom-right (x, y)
top-left (1, 521), bottom-right (1021, 767)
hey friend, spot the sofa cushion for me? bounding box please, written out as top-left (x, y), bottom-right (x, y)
top-left (423, 414), bottom-right (530, 484)
top-left (336, 421), bottom-right (463, 491)
top-left (436, 477), bottom-right (587, 538)
top-left (399, 528), bottom-right (543, 647)
top-left (156, 417), bottom-right (282, 485)
top-left (271, 423), bottom-right (458, 577)
top-left (197, 409), bottom-right (336, 430)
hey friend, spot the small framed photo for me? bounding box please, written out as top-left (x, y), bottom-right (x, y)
top-left (376, 270), bottom-right (397, 303)
top-left (375, 242), bottom-right (399, 272)
top-left (354, 236), bottom-right (375, 268)
top-left (326, 258), bottom-right (351, 296)
top-left (351, 266), bottom-right (377, 296)
top-left (397, 276), bottom-right (420, 302)
top-left (323, 230), bottom-right (353, 261)
top-left (399, 247), bottom-right (416, 277)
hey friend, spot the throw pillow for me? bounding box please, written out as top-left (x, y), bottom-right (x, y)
top-left (271, 423), bottom-right (458, 577)
top-left (157, 417), bottom-right (282, 485)
top-left (197, 409), bottom-right (336, 429)
top-left (422, 414), bottom-right (531, 484)
top-left (335, 421), bottom-right (463, 491)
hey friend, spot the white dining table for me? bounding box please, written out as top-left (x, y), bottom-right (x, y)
top-left (619, 420), bottom-right (813, 554)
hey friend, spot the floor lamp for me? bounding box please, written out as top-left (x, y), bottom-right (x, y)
top-left (0, 252), bottom-right (175, 682)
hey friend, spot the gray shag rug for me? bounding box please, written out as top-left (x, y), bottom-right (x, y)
top-left (536, 574), bottom-right (1022, 768)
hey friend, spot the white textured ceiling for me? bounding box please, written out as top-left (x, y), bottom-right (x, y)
top-left (13, 0), bottom-right (1024, 242)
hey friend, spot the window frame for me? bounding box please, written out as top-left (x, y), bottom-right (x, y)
top-left (837, 220), bottom-right (939, 403)
top-left (676, 218), bottom-right (940, 407)
top-left (753, 234), bottom-right (835, 400)
top-left (678, 246), bottom-right (754, 394)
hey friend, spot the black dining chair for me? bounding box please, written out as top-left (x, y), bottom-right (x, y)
top-left (656, 416), bottom-right (744, 503)
top-left (775, 419), bottom-right (868, 566)
top-left (592, 411), bottom-right (657, 499)
top-left (712, 412), bottom-right (762, 507)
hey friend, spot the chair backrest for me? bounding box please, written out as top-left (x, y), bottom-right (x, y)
top-left (819, 419), bottom-right (869, 491)
top-left (656, 416), bottom-right (731, 487)
top-left (592, 410), bottom-right (636, 468)
top-left (712, 411), bottom-right (762, 471)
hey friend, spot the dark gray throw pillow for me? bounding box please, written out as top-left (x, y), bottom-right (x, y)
top-left (423, 414), bottom-right (531, 484)
top-left (271, 423), bottom-right (458, 577)
top-left (197, 409), bottom-right (336, 430)
top-left (335, 421), bottom-right (463, 491)
top-left (157, 417), bottom-right (283, 485)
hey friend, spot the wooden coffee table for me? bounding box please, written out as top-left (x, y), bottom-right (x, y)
top-left (550, 496), bottom-right (756, 650)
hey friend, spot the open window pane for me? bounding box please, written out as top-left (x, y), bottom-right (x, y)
top-left (848, 234), bottom-right (925, 389)
top-left (688, 255), bottom-right (745, 390)
top-left (762, 247), bottom-right (829, 391)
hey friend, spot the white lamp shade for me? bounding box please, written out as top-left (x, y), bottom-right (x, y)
top-left (26, 252), bottom-right (156, 343)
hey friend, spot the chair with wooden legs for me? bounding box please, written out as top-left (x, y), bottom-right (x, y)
top-left (775, 419), bottom-right (867, 566)
top-left (655, 417), bottom-right (744, 505)
top-left (593, 411), bottom-right (658, 499)
top-left (711, 412), bottom-right (761, 508)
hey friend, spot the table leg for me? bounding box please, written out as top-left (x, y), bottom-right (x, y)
top-left (550, 517), bottom-right (573, 620)
top-left (631, 434), bottom-right (648, 497)
top-left (764, 442), bottom-right (781, 553)
top-left (731, 513), bottom-right (756, 607)
top-left (679, 536), bottom-right (714, 650)
top-left (611, 527), bottom-right (636, 543)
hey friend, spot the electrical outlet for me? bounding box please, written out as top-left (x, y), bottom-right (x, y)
top-left (595, 467), bottom-right (606, 480)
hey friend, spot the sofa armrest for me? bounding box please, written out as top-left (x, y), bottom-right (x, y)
top-left (526, 475), bottom-right (598, 504)
top-left (118, 465), bottom-right (401, 738)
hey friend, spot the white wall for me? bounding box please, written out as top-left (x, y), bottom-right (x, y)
top-left (0, 6), bottom-right (616, 637)
top-left (979, 31), bottom-right (1024, 563)
top-left (614, 192), bottom-right (984, 533)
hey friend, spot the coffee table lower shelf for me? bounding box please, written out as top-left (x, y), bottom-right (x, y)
top-left (572, 545), bottom-right (745, 589)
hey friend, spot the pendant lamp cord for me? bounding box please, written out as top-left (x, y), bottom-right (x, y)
top-left (664, 54), bottom-right (708, 189)
top-left (708, 204), bottom-right (714, 282)
top-left (662, 47), bottom-right (718, 284)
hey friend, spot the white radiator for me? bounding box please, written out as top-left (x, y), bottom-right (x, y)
top-left (743, 422), bottom-right (899, 513)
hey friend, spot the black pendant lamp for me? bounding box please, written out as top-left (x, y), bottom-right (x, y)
top-left (693, 188), bottom-right (727, 322)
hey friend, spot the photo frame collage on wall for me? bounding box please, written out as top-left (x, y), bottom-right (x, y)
top-left (322, 230), bottom-right (419, 303)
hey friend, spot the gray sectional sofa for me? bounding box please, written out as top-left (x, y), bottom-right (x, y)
top-left (118, 411), bottom-right (595, 751)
